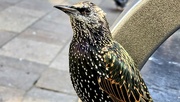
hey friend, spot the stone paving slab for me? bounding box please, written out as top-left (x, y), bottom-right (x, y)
top-left (0, 0), bottom-right (22, 4)
top-left (22, 87), bottom-right (77, 102)
top-left (0, 65), bottom-right (39, 91)
top-left (0, 55), bottom-right (47, 74)
top-left (0, 85), bottom-right (25, 102)
top-left (0, 31), bottom-right (18, 47)
top-left (36, 68), bottom-right (76, 95)
top-left (50, 43), bottom-right (70, 71)
top-left (30, 19), bottom-right (73, 39)
top-left (0, 6), bottom-right (42, 33)
top-left (16, 0), bottom-right (53, 13)
top-left (19, 18), bottom-right (72, 46)
top-left (19, 27), bottom-right (68, 46)
top-left (0, 38), bottom-right (62, 65)
top-left (0, 1), bottom-right (12, 12)
top-left (42, 10), bottom-right (70, 24)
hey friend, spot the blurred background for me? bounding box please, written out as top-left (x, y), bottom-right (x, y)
top-left (0, 0), bottom-right (179, 102)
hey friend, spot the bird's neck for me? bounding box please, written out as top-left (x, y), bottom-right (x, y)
top-left (70, 19), bottom-right (113, 48)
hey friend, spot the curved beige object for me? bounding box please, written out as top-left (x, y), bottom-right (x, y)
top-left (112, 0), bottom-right (180, 69)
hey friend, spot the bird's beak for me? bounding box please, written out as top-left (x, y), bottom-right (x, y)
top-left (54, 5), bottom-right (78, 15)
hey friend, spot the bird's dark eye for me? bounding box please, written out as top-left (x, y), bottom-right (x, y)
top-left (77, 8), bottom-right (91, 15)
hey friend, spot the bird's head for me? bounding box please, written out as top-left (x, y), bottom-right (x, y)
top-left (54, 1), bottom-right (108, 29)
top-left (54, 1), bottom-right (112, 46)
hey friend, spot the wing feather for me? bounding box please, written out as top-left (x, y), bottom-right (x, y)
top-left (97, 42), bottom-right (153, 102)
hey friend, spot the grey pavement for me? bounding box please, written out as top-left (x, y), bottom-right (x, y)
top-left (0, 0), bottom-right (121, 102)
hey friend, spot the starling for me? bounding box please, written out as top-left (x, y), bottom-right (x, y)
top-left (114, 0), bottom-right (128, 10)
top-left (54, 1), bottom-right (153, 102)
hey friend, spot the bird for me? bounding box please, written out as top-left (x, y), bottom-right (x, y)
top-left (113, 0), bottom-right (128, 11)
top-left (54, 1), bottom-right (153, 102)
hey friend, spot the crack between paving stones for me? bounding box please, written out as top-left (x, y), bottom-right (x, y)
top-left (23, 72), bottom-right (44, 97)
top-left (36, 85), bottom-right (76, 96)
top-left (48, 37), bottom-right (72, 65)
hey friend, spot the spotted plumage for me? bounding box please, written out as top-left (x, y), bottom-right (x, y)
top-left (54, 1), bottom-right (153, 102)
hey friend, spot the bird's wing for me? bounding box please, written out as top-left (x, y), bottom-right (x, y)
top-left (97, 42), bottom-right (152, 102)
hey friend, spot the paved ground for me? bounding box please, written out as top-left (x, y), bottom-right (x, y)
top-left (1, 0), bottom-right (180, 102)
top-left (0, 0), bottom-right (121, 102)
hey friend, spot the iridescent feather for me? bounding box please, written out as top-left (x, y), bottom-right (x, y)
top-left (54, 1), bottom-right (153, 102)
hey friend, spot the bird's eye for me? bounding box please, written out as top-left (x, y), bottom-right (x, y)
top-left (77, 8), bottom-right (91, 15)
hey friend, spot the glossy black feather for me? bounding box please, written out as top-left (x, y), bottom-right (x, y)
top-left (55, 1), bottom-right (153, 102)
